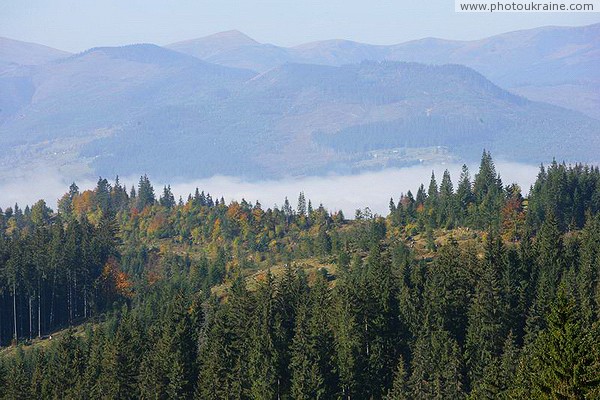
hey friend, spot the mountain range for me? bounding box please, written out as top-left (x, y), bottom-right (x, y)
top-left (167, 24), bottom-right (600, 119)
top-left (0, 24), bottom-right (598, 181)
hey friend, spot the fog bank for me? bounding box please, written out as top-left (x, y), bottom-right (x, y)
top-left (166, 162), bottom-right (540, 216)
top-left (0, 162), bottom-right (540, 216)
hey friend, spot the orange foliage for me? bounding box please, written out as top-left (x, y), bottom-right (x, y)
top-left (212, 218), bottom-right (222, 242)
top-left (148, 212), bottom-right (167, 236)
top-left (72, 190), bottom-right (96, 216)
top-left (115, 271), bottom-right (134, 297)
top-left (102, 256), bottom-right (134, 298)
top-left (501, 195), bottom-right (525, 242)
top-left (226, 202), bottom-right (242, 219)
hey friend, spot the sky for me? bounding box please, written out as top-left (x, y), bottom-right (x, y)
top-left (1, 0), bottom-right (599, 52)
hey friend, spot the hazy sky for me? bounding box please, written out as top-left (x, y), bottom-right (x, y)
top-left (1, 0), bottom-right (599, 52)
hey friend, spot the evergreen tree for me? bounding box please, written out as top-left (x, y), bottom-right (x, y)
top-left (472, 151), bottom-right (504, 230)
top-left (526, 211), bottom-right (564, 341)
top-left (137, 175), bottom-right (155, 210)
top-left (4, 347), bottom-right (30, 400)
top-left (290, 303), bottom-right (326, 399)
top-left (159, 185), bottom-right (176, 209)
top-left (456, 164), bottom-right (474, 225)
top-left (297, 192), bottom-right (307, 217)
top-left (438, 169), bottom-right (455, 228)
top-left (528, 293), bottom-right (600, 398)
top-left (408, 328), bottom-right (465, 399)
top-left (247, 274), bottom-right (279, 400)
top-left (386, 357), bottom-right (409, 400)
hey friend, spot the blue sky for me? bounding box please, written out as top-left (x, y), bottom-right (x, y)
top-left (1, 0), bottom-right (599, 51)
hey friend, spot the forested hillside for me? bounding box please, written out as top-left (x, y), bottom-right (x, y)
top-left (0, 152), bottom-right (599, 399)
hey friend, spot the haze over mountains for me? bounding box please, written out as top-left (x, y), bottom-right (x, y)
top-left (0, 23), bottom-right (598, 182)
top-left (0, 37), bottom-right (69, 71)
top-left (167, 24), bottom-right (600, 119)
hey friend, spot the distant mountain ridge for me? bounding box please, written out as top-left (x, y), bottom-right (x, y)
top-left (0, 25), bottom-right (599, 183)
top-left (0, 37), bottom-right (69, 71)
top-left (167, 23), bottom-right (600, 119)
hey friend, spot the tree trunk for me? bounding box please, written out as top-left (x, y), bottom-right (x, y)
top-left (13, 280), bottom-right (18, 342)
top-left (29, 296), bottom-right (32, 340)
top-left (68, 272), bottom-right (73, 325)
top-left (74, 274), bottom-right (78, 319)
top-left (38, 278), bottom-right (41, 338)
top-left (50, 269), bottom-right (56, 330)
top-left (0, 296), bottom-right (3, 346)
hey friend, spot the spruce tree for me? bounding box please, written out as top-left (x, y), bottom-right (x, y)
top-left (529, 293), bottom-right (600, 398)
top-left (464, 235), bottom-right (507, 390)
top-left (408, 328), bottom-right (465, 399)
top-left (247, 274), bottom-right (279, 400)
top-left (4, 347), bottom-right (30, 400)
top-left (386, 356), bottom-right (409, 400)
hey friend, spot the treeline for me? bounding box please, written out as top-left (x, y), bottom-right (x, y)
top-left (0, 202), bottom-right (120, 347)
top-left (389, 152), bottom-right (600, 237)
top-left (62, 175), bottom-right (345, 270)
top-left (0, 152), bottom-right (599, 399)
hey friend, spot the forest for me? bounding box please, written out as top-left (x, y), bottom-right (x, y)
top-left (0, 151), bottom-right (599, 399)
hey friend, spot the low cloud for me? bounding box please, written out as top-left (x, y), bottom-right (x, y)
top-left (166, 161), bottom-right (539, 216)
top-left (0, 165), bottom-right (95, 211)
top-left (0, 162), bottom-right (540, 216)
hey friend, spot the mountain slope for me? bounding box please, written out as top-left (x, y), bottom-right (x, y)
top-left (0, 37), bottom-right (70, 70)
top-left (167, 31), bottom-right (293, 73)
top-left (2, 40), bottom-right (598, 181)
top-left (167, 30), bottom-right (259, 59)
top-left (79, 62), bottom-right (600, 179)
top-left (0, 44), bottom-right (257, 179)
top-left (0, 44), bottom-right (255, 142)
top-left (386, 23), bottom-right (599, 86)
top-left (167, 24), bottom-right (600, 118)
top-left (0, 37), bottom-right (70, 65)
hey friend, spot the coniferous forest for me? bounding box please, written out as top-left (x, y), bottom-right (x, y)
top-left (0, 152), bottom-right (599, 399)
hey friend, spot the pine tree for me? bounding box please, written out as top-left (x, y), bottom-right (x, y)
top-left (438, 169), bottom-right (455, 228)
top-left (137, 175), bottom-right (155, 210)
top-left (290, 273), bottom-right (335, 400)
top-left (465, 235), bottom-right (507, 390)
top-left (159, 185), bottom-right (176, 209)
top-left (247, 274), bottom-right (279, 400)
top-left (456, 164), bottom-right (474, 225)
top-left (526, 211), bottom-right (563, 341)
top-left (97, 315), bottom-right (141, 399)
top-left (577, 215), bottom-right (600, 325)
top-left (29, 349), bottom-right (51, 399)
top-left (4, 347), bottom-right (30, 400)
top-left (0, 357), bottom-right (6, 396)
top-left (426, 172), bottom-right (439, 227)
top-left (297, 192), bottom-right (307, 217)
top-left (290, 304), bottom-right (326, 400)
top-left (423, 237), bottom-right (472, 345)
top-left (529, 293), bottom-right (600, 398)
top-left (472, 151), bottom-right (504, 230)
top-left (332, 271), bottom-right (362, 400)
top-left (386, 357), bottom-right (409, 400)
top-left (83, 328), bottom-right (105, 399)
top-left (408, 328), bottom-right (465, 399)
top-left (471, 331), bottom-right (519, 399)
